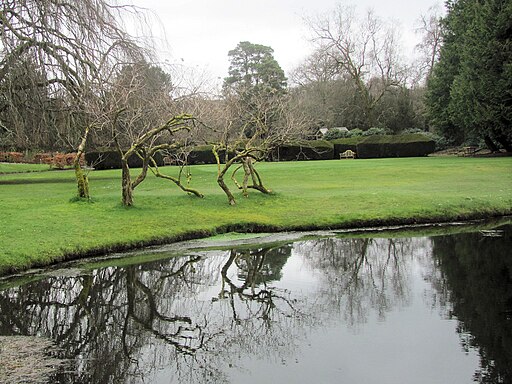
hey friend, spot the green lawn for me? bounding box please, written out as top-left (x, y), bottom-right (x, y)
top-left (0, 163), bottom-right (51, 174)
top-left (0, 157), bottom-right (511, 275)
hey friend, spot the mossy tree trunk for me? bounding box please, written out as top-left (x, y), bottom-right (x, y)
top-left (231, 155), bottom-right (271, 196)
top-left (218, 174), bottom-right (237, 206)
top-left (246, 158), bottom-right (271, 194)
top-left (74, 125), bottom-right (90, 200)
top-left (213, 145), bottom-right (237, 205)
top-left (215, 146), bottom-right (271, 205)
top-left (121, 158), bottom-right (134, 206)
top-left (241, 157), bottom-right (251, 197)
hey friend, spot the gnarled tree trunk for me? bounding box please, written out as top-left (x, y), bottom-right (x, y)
top-left (213, 146), bottom-right (237, 205)
top-left (231, 156), bottom-right (271, 196)
top-left (218, 169), bottom-right (237, 206)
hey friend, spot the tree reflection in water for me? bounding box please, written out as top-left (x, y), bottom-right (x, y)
top-left (296, 237), bottom-right (424, 325)
top-left (0, 246), bottom-right (311, 383)
top-left (428, 225), bottom-right (512, 384)
top-left (0, 228), bottom-right (510, 383)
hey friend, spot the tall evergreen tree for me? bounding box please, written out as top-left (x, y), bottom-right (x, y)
top-left (223, 41), bottom-right (287, 138)
top-left (224, 41), bottom-right (287, 95)
top-left (427, 0), bottom-right (512, 151)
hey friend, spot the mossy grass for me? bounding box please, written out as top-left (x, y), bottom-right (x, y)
top-left (1, 157), bottom-right (511, 275)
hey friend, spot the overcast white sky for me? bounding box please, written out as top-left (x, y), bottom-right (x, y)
top-left (128, 0), bottom-right (441, 82)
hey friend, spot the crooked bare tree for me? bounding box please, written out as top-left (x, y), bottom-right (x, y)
top-left (105, 62), bottom-right (204, 206)
top-left (201, 88), bottom-right (309, 206)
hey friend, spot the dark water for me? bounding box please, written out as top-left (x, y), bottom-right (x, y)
top-left (0, 224), bottom-right (511, 384)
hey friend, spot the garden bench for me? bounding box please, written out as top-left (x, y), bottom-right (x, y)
top-left (340, 149), bottom-right (356, 159)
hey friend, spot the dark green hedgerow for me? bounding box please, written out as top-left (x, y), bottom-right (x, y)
top-left (270, 140), bottom-right (334, 161)
top-left (331, 134), bottom-right (435, 158)
top-left (85, 151), bottom-right (165, 170)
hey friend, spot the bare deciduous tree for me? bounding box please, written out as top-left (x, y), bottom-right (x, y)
top-left (202, 91), bottom-right (309, 205)
top-left (0, 0), bottom-right (147, 93)
top-left (307, 5), bottom-right (408, 128)
top-left (103, 62), bottom-right (204, 206)
top-left (414, 5), bottom-right (443, 84)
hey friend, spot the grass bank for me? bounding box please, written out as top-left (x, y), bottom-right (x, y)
top-left (1, 157), bottom-right (511, 275)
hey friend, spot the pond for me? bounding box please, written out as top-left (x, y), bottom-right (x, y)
top-left (0, 222), bottom-right (511, 384)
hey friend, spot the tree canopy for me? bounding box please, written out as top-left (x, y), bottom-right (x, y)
top-left (224, 41), bottom-right (287, 94)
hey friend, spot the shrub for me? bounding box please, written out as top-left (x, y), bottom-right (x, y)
top-left (323, 128), bottom-right (349, 141)
top-left (51, 153), bottom-right (73, 169)
top-left (347, 128), bottom-right (364, 137)
top-left (362, 127), bottom-right (390, 136)
top-left (49, 153), bottom-right (85, 169)
top-left (426, 132), bottom-right (451, 151)
top-left (33, 153), bottom-right (53, 164)
top-left (402, 128), bottom-right (425, 134)
top-left (0, 152), bottom-right (24, 163)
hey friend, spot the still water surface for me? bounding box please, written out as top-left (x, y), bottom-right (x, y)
top-left (0, 224), bottom-right (511, 383)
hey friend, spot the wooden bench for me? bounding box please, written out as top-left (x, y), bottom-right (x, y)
top-left (340, 149), bottom-right (356, 159)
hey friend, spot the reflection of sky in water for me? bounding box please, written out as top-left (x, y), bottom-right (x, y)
top-left (276, 247), bottom-right (319, 293)
top-left (227, 239), bottom-right (480, 384)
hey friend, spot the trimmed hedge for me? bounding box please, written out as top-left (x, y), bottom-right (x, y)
top-left (85, 134), bottom-right (435, 168)
top-left (87, 146), bottom-right (246, 168)
top-left (331, 134), bottom-right (435, 159)
top-left (356, 134), bottom-right (435, 158)
top-left (85, 150), bottom-right (164, 170)
top-left (186, 145), bottom-right (217, 165)
top-left (271, 140), bottom-right (334, 161)
top-left (186, 145), bottom-right (243, 165)
top-left (331, 137), bottom-right (365, 158)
